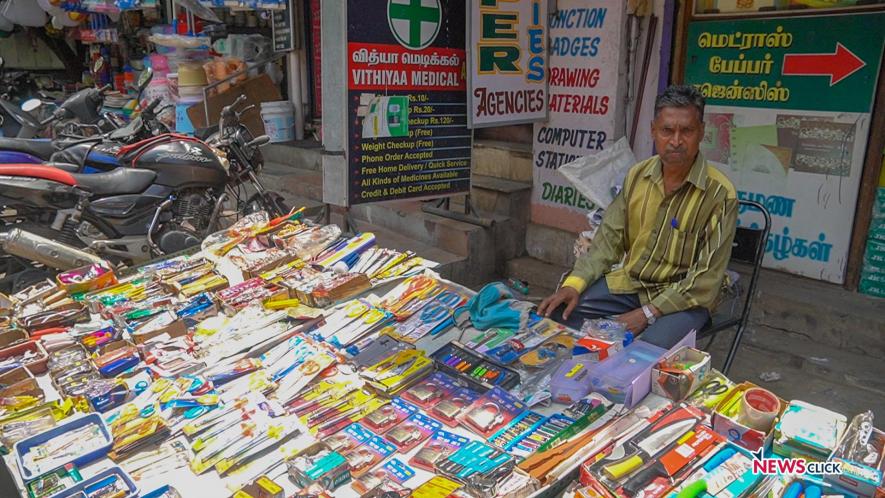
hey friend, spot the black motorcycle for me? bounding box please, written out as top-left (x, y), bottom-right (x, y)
top-left (0, 95), bottom-right (285, 293)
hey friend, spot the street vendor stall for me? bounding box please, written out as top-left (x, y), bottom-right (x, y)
top-left (0, 209), bottom-right (882, 498)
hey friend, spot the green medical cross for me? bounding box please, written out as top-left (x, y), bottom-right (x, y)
top-left (389, 0), bottom-right (440, 48)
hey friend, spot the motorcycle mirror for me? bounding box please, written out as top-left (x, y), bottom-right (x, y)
top-left (0, 57), bottom-right (4, 69)
top-left (137, 68), bottom-right (153, 93)
top-left (93, 58), bottom-right (104, 74)
top-left (21, 99), bottom-right (42, 113)
top-left (247, 135), bottom-right (271, 148)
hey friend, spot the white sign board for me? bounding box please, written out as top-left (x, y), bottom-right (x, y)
top-left (531, 0), bottom-right (624, 232)
top-left (468, 0), bottom-right (549, 128)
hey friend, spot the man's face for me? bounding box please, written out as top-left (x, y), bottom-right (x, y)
top-left (651, 106), bottom-right (705, 169)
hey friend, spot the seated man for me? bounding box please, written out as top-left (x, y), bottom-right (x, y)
top-left (538, 85), bottom-right (737, 349)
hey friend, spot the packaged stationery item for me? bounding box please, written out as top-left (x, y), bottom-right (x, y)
top-left (587, 340), bottom-right (668, 408)
top-left (361, 349), bottom-right (433, 395)
top-left (385, 412), bottom-right (441, 453)
top-left (343, 434), bottom-right (396, 478)
top-left (15, 413), bottom-right (113, 479)
top-left (324, 423), bottom-right (376, 453)
top-left (550, 358), bottom-right (596, 404)
top-left (0, 340), bottom-right (49, 375)
top-left (351, 457), bottom-right (416, 495)
top-left (361, 398), bottom-right (418, 434)
top-left (713, 382), bottom-right (786, 452)
top-left (488, 411), bottom-right (544, 452)
top-left (410, 429), bottom-right (470, 472)
top-left (412, 476), bottom-right (463, 498)
top-left (436, 440), bottom-right (515, 489)
top-left (400, 371), bottom-right (459, 410)
top-left (651, 346), bottom-right (712, 401)
top-left (286, 442), bottom-right (351, 491)
top-left (773, 400), bottom-right (848, 461)
top-left (26, 463), bottom-right (82, 498)
top-left (431, 341), bottom-right (520, 391)
top-left (232, 475), bottom-right (285, 498)
top-left (431, 386), bottom-right (480, 427)
top-left (56, 262), bottom-right (118, 295)
top-left (827, 411), bottom-right (884, 497)
top-left (48, 465), bottom-right (138, 498)
top-left (458, 387), bottom-right (528, 438)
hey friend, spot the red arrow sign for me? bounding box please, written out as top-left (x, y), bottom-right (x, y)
top-left (782, 42), bottom-right (866, 86)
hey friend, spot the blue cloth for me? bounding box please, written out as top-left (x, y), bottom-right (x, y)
top-left (456, 282), bottom-right (531, 331)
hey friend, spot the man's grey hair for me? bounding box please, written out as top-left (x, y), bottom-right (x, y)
top-left (654, 85), bottom-right (705, 121)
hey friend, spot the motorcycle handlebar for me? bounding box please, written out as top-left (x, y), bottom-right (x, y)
top-left (143, 98), bottom-right (162, 114)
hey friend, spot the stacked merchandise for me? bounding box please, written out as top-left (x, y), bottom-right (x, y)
top-left (860, 185), bottom-right (885, 298)
top-left (0, 208), bottom-right (882, 498)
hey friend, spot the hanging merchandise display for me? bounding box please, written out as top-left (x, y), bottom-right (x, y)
top-left (0, 203), bottom-right (881, 498)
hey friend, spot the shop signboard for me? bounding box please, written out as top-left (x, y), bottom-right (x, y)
top-left (272, 0), bottom-right (296, 52)
top-left (530, 0), bottom-right (625, 232)
top-left (467, 0), bottom-right (549, 128)
top-left (684, 12), bottom-right (885, 283)
top-left (345, 0), bottom-right (471, 205)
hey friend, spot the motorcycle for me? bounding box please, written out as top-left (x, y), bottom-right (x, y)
top-left (0, 60), bottom-right (152, 165)
top-left (0, 95), bottom-right (285, 293)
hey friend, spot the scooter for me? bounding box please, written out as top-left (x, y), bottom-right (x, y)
top-left (0, 95), bottom-right (285, 293)
top-left (0, 60), bottom-right (152, 167)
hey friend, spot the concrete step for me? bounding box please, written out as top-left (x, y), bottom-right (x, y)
top-left (261, 140), bottom-right (322, 171)
top-left (472, 140), bottom-right (533, 183)
top-left (354, 221), bottom-right (467, 282)
top-left (470, 174), bottom-right (532, 222)
top-left (526, 223), bottom-right (578, 268)
top-left (504, 256), bottom-right (567, 304)
top-left (262, 163), bottom-right (324, 203)
top-left (747, 269), bottom-right (885, 360)
top-left (331, 201), bottom-right (498, 288)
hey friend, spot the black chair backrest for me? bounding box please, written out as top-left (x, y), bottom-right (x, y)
top-left (733, 199), bottom-right (772, 266)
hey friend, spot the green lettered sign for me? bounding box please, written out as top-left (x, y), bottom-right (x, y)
top-left (685, 13), bottom-right (885, 113)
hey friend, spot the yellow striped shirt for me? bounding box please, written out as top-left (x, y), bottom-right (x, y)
top-left (563, 153), bottom-right (738, 314)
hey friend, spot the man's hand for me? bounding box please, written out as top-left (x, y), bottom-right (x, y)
top-left (615, 308), bottom-right (650, 334)
top-left (537, 287), bottom-right (580, 320)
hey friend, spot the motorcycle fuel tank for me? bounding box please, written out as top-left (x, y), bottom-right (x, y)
top-left (133, 140), bottom-right (227, 189)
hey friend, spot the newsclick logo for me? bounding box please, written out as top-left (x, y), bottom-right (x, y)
top-left (751, 449), bottom-right (843, 476)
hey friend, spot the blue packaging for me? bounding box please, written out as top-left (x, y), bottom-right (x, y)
top-left (49, 466), bottom-right (138, 498)
top-left (14, 413), bottom-right (113, 480)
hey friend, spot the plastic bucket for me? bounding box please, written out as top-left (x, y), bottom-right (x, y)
top-left (260, 101), bottom-right (295, 143)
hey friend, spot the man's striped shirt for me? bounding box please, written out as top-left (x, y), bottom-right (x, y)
top-left (563, 153), bottom-right (738, 314)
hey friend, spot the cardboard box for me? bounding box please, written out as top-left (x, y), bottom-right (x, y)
top-left (827, 418), bottom-right (884, 497)
top-left (712, 382), bottom-right (786, 453)
top-left (186, 74), bottom-right (283, 137)
top-left (651, 346), bottom-right (712, 401)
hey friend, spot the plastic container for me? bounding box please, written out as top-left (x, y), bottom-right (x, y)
top-left (550, 358), bottom-right (596, 404)
top-left (49, 465), bottom-right (138, 498)
top-left (587, 340), bottom-right (667, 407)
top-left (176, 95), bottom-right (203, 134)
top-left (261, 100), bottom-right (295, 142)
top-left (14, 413), bottom-right (113, 480)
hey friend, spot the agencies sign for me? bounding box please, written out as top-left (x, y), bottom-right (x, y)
top-left (468, 0), bottom-right (548, 128)
top-left (684, 13), bottom-right (885, 283)
top-left (346, 0), bottom-right (471, 205)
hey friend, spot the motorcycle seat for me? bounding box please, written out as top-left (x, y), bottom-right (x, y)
top-left (0, 138), bottom-right (57, 160)
top-left (47, 162), bottom-right (80, 173)
top-left (71, 168), bottom-right (157, 196)
top-left (0, 164), bottom-right (156, 195)
top-left (0, 164), bottom-right (77, 185)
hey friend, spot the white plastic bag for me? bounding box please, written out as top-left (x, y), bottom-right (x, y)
top-left (558, 137), bottom-right (636, 210)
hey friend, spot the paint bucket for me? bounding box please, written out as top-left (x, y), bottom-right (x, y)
top-left (260, 101), bottom-right (295, 143)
